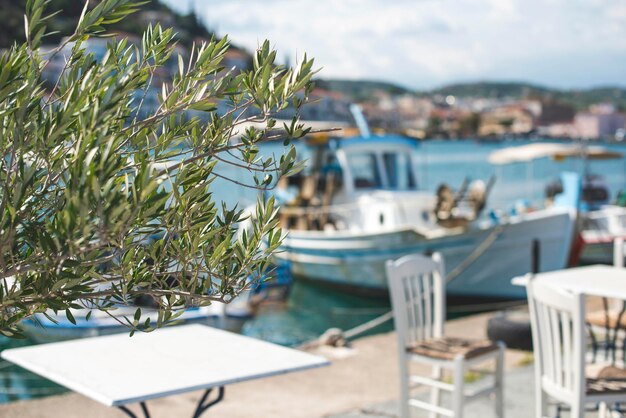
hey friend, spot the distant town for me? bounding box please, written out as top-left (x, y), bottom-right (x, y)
top-left (322, 81), bottom-right (626, 142)
top-left (2, 0), bottom-right (624, 142)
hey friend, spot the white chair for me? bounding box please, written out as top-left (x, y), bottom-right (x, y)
top-left (527, 278), bottom-right (626, 418)
top-left (386, 253), bottom-right (505, 418)
top-left (615, 237), bottom-right (626, 268)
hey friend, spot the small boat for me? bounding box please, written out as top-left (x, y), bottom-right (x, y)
top-left (20, 293), bottom-right (255, 343)
top-left (264, 135), bottom-right (577, 301)
top-left (489, 142), bottom-right (626, 265)
top-left (18, 261), bottom-right (296, 343)
top-left (578, 205), bottom-right (626, 264)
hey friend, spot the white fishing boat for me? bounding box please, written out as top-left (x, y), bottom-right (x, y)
top-left (488, 142), bottom-right (626, 264)
top-left (267, 135), bottom-right (577, 301)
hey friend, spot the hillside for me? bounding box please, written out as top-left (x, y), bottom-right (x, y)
top-left (315, 79), bottom-right (412, 102)
top-left (0, 0), bottom-right (214, 48)
top-left (552, 87), bottom-right (626, 111)
top-left (431, 82), bottom-right (626, 110)
top-left (431, 82), bottom-right (551, 99)
top-left (2, 2), bottom-right (624, 111)
top-left (316, 79), bottom-right (626, 110)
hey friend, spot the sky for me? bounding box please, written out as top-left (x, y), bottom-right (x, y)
top-left (162, 0), bottom-right (626, 91)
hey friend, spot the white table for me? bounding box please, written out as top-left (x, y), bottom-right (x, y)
top-left (512, 265), bottom-right (626, 363)
top-left (1, 324), bottom-right (330, 418)
top-left (511, 265), bottom-right (626, 298)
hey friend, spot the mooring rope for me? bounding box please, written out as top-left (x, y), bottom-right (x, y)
top-left (303, 222), bottom-right (510, 345)
top-left (343, 311), bottom-right (394, 340)
top-left (445, 223), bottom-right (506, 284)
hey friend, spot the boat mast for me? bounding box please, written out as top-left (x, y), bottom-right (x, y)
top-left (349, 104), bottom-right (371, 138)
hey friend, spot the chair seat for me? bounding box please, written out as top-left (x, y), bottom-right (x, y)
top-left (586, 310), bottom-right (626, 329)
top-left (407, 337), bottom-right (499, 360)
top-left (587, 377), bottom-right (626, 395)
top-left (597, 366), bottom-right (626, 380)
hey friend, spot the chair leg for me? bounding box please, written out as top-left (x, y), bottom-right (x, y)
top-left (495, 343), bottom-right (505, 418)
top-left (399, 354), bottom-right (410, 418)
top-left (453, 356), bottom-right (465, 418)
top-left (429, 365), bottom-right (442, 418)
top-left (570, 400), bottom-right (583, 418)
top-left (535, 386), bottom-right (547, 418)
top-left (533, 354), bottom-right (547, 418)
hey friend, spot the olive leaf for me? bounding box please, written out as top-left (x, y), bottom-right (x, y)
top-left (0, 0), bottom-right (317, 336)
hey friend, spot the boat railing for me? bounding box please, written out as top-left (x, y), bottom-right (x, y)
top-left (277, 196), bottom-right (435, 232)
top-left (583, 207), bottom-right (626, 234)
top-left (278, 201), bottom-right (361, 216)
top-left (278, 201), bottom-right (365, 231)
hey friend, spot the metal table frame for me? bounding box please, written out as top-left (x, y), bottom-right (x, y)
top-left (513, 265), bottom-right (626, 418)
top-left (118, 386), bottom-right (225, 418)
top-left (513, 266), bottom-right (626, 365)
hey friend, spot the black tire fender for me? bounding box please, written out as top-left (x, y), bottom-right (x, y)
top-left (487, 314), bottom-right (533, 351)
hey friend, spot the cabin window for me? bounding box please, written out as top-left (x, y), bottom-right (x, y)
top-left (346, 153), bottom-right (381, 189)
top-left (383, 152), bottom-right (415, 190)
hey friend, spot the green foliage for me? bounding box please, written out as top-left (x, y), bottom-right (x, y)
top-left (0, 0), bottom-right (218, 49)
top-left (459, 112), bottom-right (481, 137)
top-left (431, 82), bottom-right (626, 111)
top-left (498, 118), bottom-right (515, 130)
top-left (316, 78), bottom-right (626, 111)
top-left (315, 78), bottom-right (411, 103)
top-left (432, 82), bottom-right (551, 99)
top-left (426, 115), bottom-right (442, 137)
top-left (0, 0), bottom-right (316, 336)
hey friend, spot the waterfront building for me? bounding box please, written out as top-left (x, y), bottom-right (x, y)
top-left (478, 104), bottom-right (535, 136)
top-left (537, 101), bottom-right (576, 127)
top-left (575, 104), bottom-right (626, 140)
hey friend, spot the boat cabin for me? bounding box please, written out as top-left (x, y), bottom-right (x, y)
top-left (276, 135), bottom-right (438, 232)
top-left (326, 135), bottom-right (419, 196)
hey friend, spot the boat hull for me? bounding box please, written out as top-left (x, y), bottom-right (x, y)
top-left (579, 206), bottom-right (626, 265)
top-left (276, 208), bottom-right (576, 300)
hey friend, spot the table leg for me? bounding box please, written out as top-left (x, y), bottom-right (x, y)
top-left (115, 387), bottom-right (224, 418)
top-left (587, 321), bottom-right (599, 363)
top-left (614, 305), bottom-right (626, 364)
top-left (117, 402), bottom-right (151, 418)
top-left (192, 387), bottom-right (225, 418)
top-left (603, 297), bottom-right (612, 362)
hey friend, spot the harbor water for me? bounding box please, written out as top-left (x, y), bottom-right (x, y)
top-left (1, 138), bottom-right (626, 403)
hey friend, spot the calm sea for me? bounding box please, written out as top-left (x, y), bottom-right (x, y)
top-left (1, 138), bottom-right (625, 402)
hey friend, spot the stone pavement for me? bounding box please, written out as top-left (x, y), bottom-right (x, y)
top-left (327, 366), bottom-right (613, 418)
top-left (328, 366), bottom-right (533, 418)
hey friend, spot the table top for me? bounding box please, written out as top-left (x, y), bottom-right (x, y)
top-left (1, 324), bottom-right (330, 407)
top-left (511, 265), bottom-right (626, 299)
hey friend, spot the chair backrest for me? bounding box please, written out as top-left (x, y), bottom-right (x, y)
top-left (526, 278), bottom-right (586, 403)
top-left (615, 237), bottom-right (626, 268)
top-left (386, 253), bottom-right (445, 348)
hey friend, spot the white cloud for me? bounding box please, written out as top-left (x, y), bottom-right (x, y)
top-left (164, 0), bottom-right (626, 89)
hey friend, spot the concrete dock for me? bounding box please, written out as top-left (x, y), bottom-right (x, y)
top-left (0, 311), bottom-right (539, 418)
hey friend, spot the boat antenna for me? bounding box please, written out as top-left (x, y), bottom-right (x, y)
top-left (349, 104), bottom-right (371, 138)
